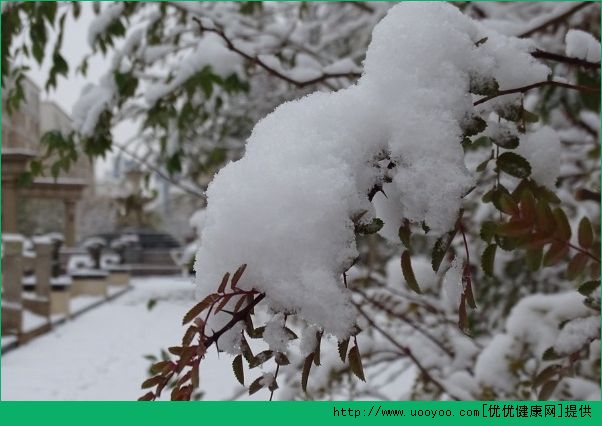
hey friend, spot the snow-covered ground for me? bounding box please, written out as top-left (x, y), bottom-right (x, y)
top-left (1, 277), bottom-right (243, 401)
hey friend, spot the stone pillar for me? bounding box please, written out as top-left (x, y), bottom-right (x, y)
top-left (33, 237), bottom-right (52, 299)
top-left (2, 236), bottom-right (24, 334)
top-left (64, 199), bottom-right (76, 247)
top-left (1, 181), bottom-right (18, 233)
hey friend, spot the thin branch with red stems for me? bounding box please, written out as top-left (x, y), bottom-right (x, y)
top-left (269, 314), bottom-right (288, 402)
top-left (355, 288), bottom-right (454, 358)
top-left (473, 80), bottom-right (599, 106)
top-left (555, 238), bottom-right (601, 263)
top-left (354, 302), bottom-right (461, 400)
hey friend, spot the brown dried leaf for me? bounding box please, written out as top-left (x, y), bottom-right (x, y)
top-left (231, 264), bottom-right (247, 288)
top-left (182, 293), bottom-right (220, 325)
top-left (218, 272), bottom-right (230, 293)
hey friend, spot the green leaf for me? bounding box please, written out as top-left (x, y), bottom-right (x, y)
top-left (476, 156), bottom-right (491, 172)
top-left (146, 298), bottom-right (157, 311)
top-left (348, 345), bottom-right (365, 382)
top-left (357, 218), bottom-right (384, 235)
top-left (480, 221), bottom-right (497, 244)
top-left (248, 376), bottom-right (264, 395)
top-left (578, 280), bottom-right (600, 296)
top-left (398, 221), bottom-right (411, 250)
top-left (541, 346), bottom-right (561, 361)
top-left (475, 37), bottom-right (488, 47)
top-left (40, 2), bottom-right (58, 23)
top-left (432, 229), bottom-right (457, 272)
top-left (481, 244), bottom-right (497, 276)
top-left (338, 338), bottom-right (350, 363)
top-left (301, 353), bottom-right (314, 393)
top-left (522, 109), bottom-right (539, 123)
top-left (497, 152), bottom-right (531, 179)
top-left (533, 365), bottom-right (562, 388)
top-left (313, 331), bottom-right (322, 366)
top-left (493, 189), bottom-right (520, 216)
top-left (496, 104), bottom-right (523, 122)
top-left (275, 353), bottom-right (290, 366)
top-left (469, 74), bottom-right (499, 96)
top-left (462, 115), bottom-right (487, 136)
top-left (232, 354), bottom-right (244, 385)
top-left (114, 71), bottom-right (138, 98)
top-left (490, 132), bottom-right (519, 150)
top-left (578, 217), bottom-right (594, 248)
top-left (538, 380), bottom-right (559, 401)
top-left (401, 250), bottom-right (421, 294)
top-left (248, 350), bottom-right (274, 368)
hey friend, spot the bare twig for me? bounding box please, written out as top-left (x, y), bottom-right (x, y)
top-left (355, 288), bottom-right (454, 357)
top-left (192, 17), bottom-right (361, 88)
top-left (531, 49), bottom-right (600, 70)
top-left (113, 144), bottom-right (206, 199)
top-left (474, 80), bottom-right (599, 106)
top-left (354, 302), bottom-right (461, 400)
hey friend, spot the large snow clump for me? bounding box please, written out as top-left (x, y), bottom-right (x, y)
top-left (195, 2), bottom-right (549, 338)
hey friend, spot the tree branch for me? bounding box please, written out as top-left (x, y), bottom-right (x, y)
top-left (473, 80), bottom-right (600, 106)
top-left (192, 17), bottom-right (361, 89)
top-left (519, 2), bottom-right (593, 38)
top-left (531, 49), bottom-right (600, 70)
top-left (354, 302), bottom-right (461, 400)
top-left (113, 143), bottom-right (206, 200)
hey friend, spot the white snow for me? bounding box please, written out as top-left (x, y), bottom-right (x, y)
top-left (263, 313), bottom-right (290, 353)
top-left (443, 257), bottom-right (464, 309)
top-left (259, 372), bottom-right (275, 388)
top-left (299, 324), bottom-right (319, 356)
top-left (386, 255), bottom-right (440, 293)
top-left (554, 315), bottom-right (600, 355)
top-left (219, 321), bottom-right (244, 355)
top-left (474, 334), bottom-right (520, 393)
top-left (87, 3), bottom-right (125, 48)
top-left (71, 75), bottom-right (116, 137)
top-left (195, 3), bottom-right (549, 339)
top-left (505, 292), bottom-right (592, 356)
top-left (565, 29), bottom-right (601, 63)
top-left (1, 277), bottom-right (246, 400)
top-left (2, 233), bottom-right (25, 243)
top-left (516, 126), bottom-right (562, 189)
top-left (145, 33), bottom-right (243, 106)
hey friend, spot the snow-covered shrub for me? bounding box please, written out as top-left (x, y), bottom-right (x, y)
top-left (4, 1), bottom-right (598, 401)
top-left (140, 3), bottom-right (599, 401)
